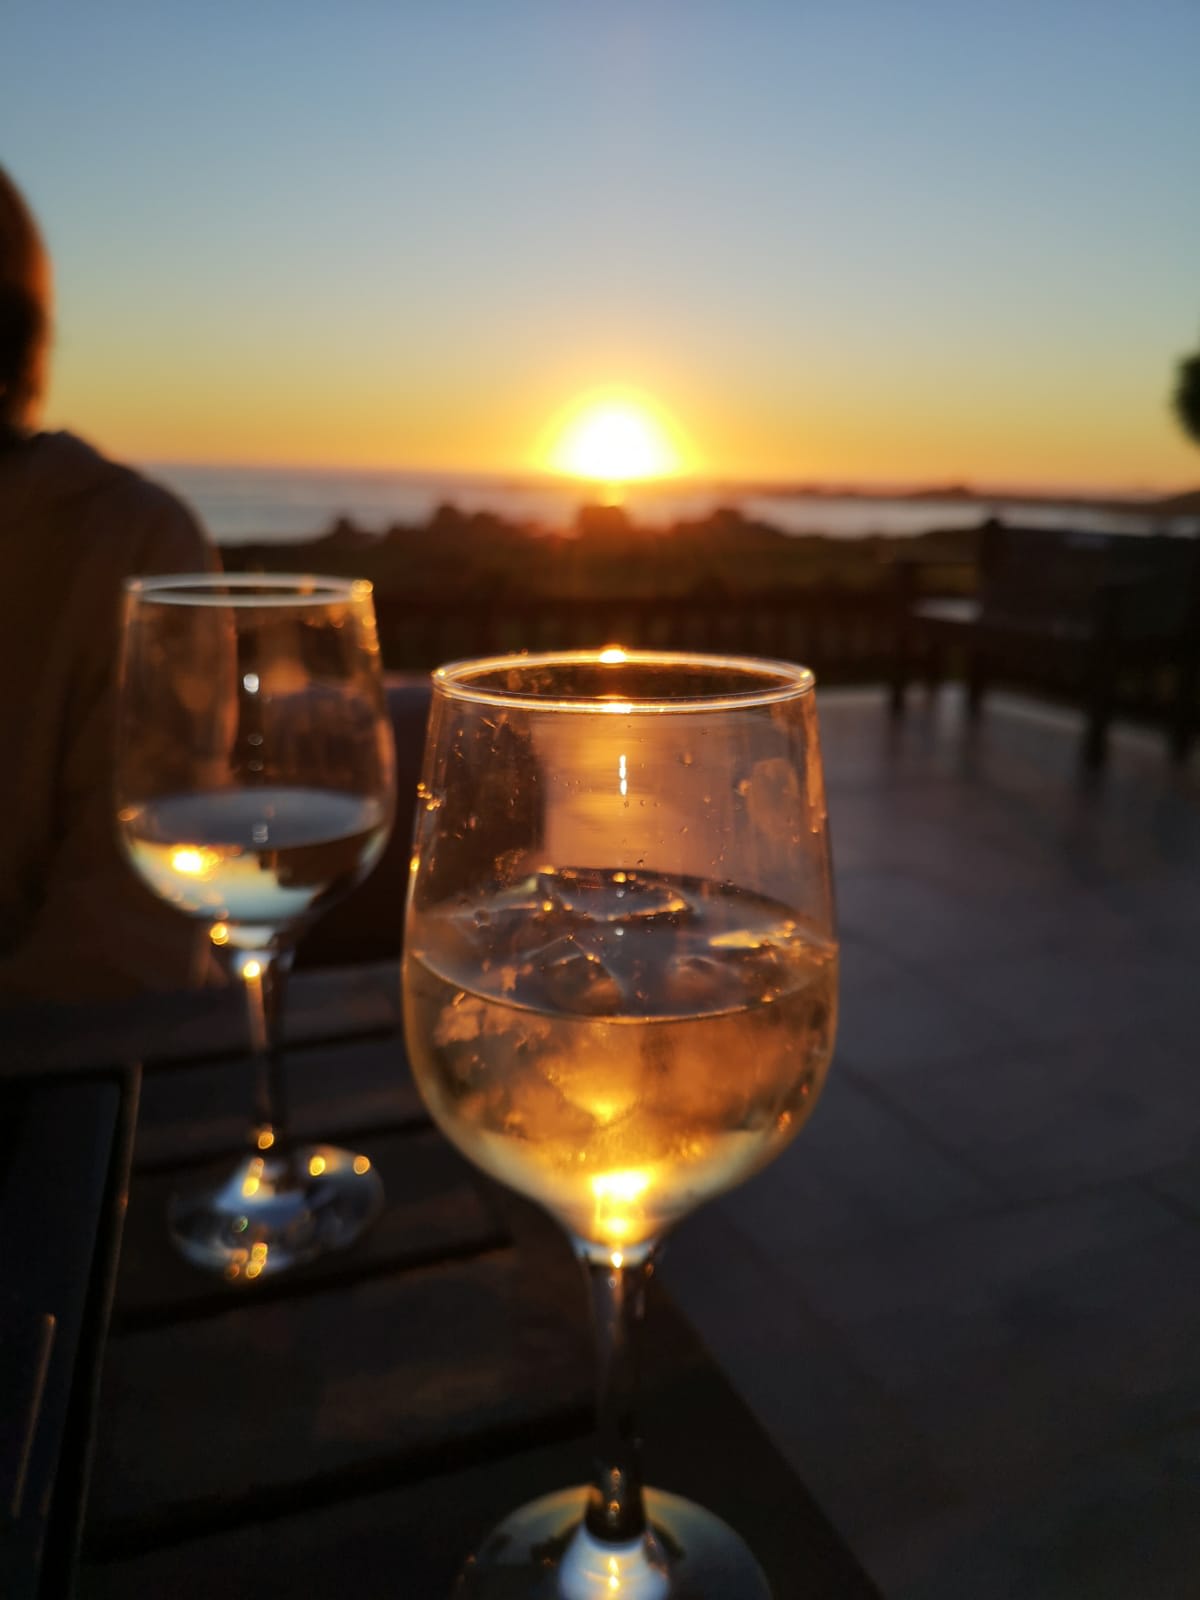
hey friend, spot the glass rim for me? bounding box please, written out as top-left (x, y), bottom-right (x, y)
top-left (432, 648), bottom-right (816, 713)
top-left (124, 572), bottom-right (374, 608)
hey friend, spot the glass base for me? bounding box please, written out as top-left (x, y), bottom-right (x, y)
top-left (167, 1145), bottom-right (384, 1280)
top-left (456, 1486), bottom-right (771, 1598)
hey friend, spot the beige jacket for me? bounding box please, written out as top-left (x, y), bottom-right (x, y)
top-left (0, 430), bottom-right (219, 1001)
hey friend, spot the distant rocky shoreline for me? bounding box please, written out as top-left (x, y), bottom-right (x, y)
top-left (221, 502), bottom-right (986, 605)
top-left (747, 483), bottom-right (1200, 516)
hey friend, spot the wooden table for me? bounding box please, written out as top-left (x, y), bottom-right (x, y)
top-left (10, 964), bottom-right (880, 1599)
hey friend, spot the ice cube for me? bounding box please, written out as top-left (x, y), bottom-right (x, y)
top-left (449, 877), bottom-right (578, 965)
top-left (706, 929), bottom-right (788, 1003)
top-left (537, 936), bottom-right (625, 1016)
top-left (537, 866), bottom-right (603, 905)
top-left (542, 866), bottom-right (697, 928)
top-left (661, 952), bottom-right (738, 1014)
top-left (433, 992), bottom-right (486, 1047)
top-left (496, 1071), bottom-right (595, 1146)
top-left (620, 875), bottom-right (695, 927)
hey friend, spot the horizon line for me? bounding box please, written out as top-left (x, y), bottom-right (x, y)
top-left (138, 457), bottom-right (1199, 505)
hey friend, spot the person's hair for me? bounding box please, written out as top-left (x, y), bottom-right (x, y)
top-left (0, 167), bottom-right (49, 437)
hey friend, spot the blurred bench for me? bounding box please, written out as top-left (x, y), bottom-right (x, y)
top-left (889, 522), bottom-right (1200, 768)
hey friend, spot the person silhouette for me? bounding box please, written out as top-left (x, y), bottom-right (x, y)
top-left (0, 165), bottom-right (220, 1001)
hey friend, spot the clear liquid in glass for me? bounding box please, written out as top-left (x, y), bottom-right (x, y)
top-left (405, 867), bottom-right (837, 1253)
top-left (121, 786), bottom-right (389, 937)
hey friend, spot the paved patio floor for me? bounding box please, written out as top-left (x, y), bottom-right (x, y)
top-left (661, 686), bottom-right (1200, 1599)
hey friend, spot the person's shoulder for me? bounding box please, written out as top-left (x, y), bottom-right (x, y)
top-left (43, 431), bottom-right (188, 520)
top-left (23, 429), bottom-right (134, 500)
top-left (36, 431), bottom-right (215, 571)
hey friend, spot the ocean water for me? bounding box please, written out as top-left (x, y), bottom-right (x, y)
top-left (144, 462), bottom-right (1196, 547)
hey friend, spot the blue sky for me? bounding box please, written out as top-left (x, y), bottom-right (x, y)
top-left (4, 0), bottom-right (1199, 488)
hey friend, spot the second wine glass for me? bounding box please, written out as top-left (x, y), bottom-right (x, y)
top-left (117, 573), bottom-right (396, 1280)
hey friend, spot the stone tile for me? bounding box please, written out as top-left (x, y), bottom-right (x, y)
top-left (829, 787), bottom-right (995, 878)
top-left (834, 867), bottom-right (1130, 972)
top-left (767, 1187), bottom-right (1200, 1507)
top-left (873, 1027), bottom-right (1199, 1202)
top-left (831, 782), bottom-right (1091, 895)
top-left (836, 931), bottom-right (906, 996)
top-left (955, 693), bottom-right (1173, 795)
top-left (949, 935), bottom-right (1192, 1053)
top-left (1145, 1156), bottom-right (1200, 1223)
top-left (819, 689), bottom-right (967, 790)
top-left (719, 1071), bottom-right (998, 1255)
top-left (832, 933), bottom-right (1021, 1073)
top-left (660, 1207), bottom-right (964, 1564)
top-left (678, 691), bottom-right (1200, 1596)
top-left (1099, 874), bottom-right (1200, 940)
top-left (895, 1424), bottom-right (1200, 1600)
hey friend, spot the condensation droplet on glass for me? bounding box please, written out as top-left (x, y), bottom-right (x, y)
top-left (679, 751), bottom-right (694, 767)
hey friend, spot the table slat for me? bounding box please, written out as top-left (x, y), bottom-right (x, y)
top-left (1, 963), bottom-right (402, 1079)
top-left (81, 1288), bottom-right (880, 1599)
top-left (134, 1035), bottom-right (425, 1172)
top-left (88, 1248), bottom-right (593, 1546)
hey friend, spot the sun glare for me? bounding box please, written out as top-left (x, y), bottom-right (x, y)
top-left (542, 393), bottom-right (688, 483)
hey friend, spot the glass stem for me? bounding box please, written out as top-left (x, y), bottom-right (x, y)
top-left (231, 944), bottom-right (294, 1156)
top-left (581, 1249), bottom-right (656, 1543)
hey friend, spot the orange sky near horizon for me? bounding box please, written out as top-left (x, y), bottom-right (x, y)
top-left (43, 258), bottom-right (1199, 495)
top-left (52, 348), bottom-right (1197, 497)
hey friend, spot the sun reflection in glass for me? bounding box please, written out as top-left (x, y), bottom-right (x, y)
top-left (171, 846), bottom-right (217, 878)
top-left (591, 1167), bottom-right (651, 1243)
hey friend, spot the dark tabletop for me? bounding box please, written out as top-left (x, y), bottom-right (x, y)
top-left (13, 964), bottom-right (879, 1600)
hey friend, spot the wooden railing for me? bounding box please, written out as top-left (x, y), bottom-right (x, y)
top-left (373, 584), bottom-right (900, 680)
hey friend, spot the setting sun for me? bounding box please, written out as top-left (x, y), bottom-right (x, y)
top-left (542, 393), bottom-right (689, 483)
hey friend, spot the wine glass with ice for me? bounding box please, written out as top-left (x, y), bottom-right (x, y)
top-left (403, 649), bottom-right (838, 1598)
top-left (116, 574), bottom-right (396, 1280)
